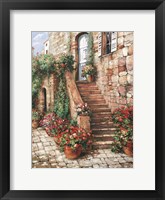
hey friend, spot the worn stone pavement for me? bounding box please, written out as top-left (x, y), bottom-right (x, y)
top-left (32, 128), bottom-right (133, 168)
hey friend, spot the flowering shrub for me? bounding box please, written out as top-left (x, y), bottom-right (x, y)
top-left (32, 54), bottom-right (56, 108)
top-left (39, 112), bottom-right (69, 136)
top-left (81, 65), bottom-right (96, 78)
top-left (111, 106), bottom-right (133, 153)
top-left (32, 110), bottom-right (42, 121)
top-left (60, 126), bottom-right (92, 151)
top-left (54, 53), bottom-right (74, 78)
top-left (39, 112), bottom-right (56, 127)
top-left (32, 53), bottom-right (74, 110)
top-left (76, 103), bottom-right (92, 116)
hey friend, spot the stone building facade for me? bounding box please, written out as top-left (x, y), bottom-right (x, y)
top-left (38, 74), bottom-right (57, 112)
top-left (47, 31), bottom-right (133, 112)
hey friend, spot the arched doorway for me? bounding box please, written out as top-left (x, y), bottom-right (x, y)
top-left (78, 33), bottom-right (89, 81)
top-left (42, 88), bottom-right (47, 112)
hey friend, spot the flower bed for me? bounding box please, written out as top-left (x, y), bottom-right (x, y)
top-left (39, 112), bottom-right (93, 159)
top-left (39, 112), bottom-right (69, 137)
top-left (111, 106), bottom-right (133, 155)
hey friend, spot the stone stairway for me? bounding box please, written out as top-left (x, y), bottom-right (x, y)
top-left (77, 81), bottom-right (117, 149)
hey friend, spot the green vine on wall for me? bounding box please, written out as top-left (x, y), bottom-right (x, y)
top-left (32, 54), bottom-right (56, 109)
top-left (86, 32), bottom-right (94, 65)
top-left (32, 53), bottom-right (74, 119)
top-left (54, 78), bottom-right (69, 119)
top-left (54, 54), bottom-right (74, 119)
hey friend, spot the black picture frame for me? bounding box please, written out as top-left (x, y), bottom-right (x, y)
top-left (0, 0), bottom-right (165, 199)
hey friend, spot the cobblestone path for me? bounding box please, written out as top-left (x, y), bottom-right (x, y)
top-left (32, 128), bottom-right (133, 168)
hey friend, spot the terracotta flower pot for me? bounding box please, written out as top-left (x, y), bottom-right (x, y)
top-left (64, 145), bottom-right (82, 159)
top-left (32, 120), bottom-right (39, 129)
top-left (123, 140), bottom-right (133, 157)
top-left (86, 75), bottom-right (94, 82)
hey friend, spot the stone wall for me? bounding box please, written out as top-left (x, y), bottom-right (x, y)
top-left (49, 32), bottom-right (70, 56)
top-left (95, 32), bottom-right (133, 111)
top-left (48, 31), bottom-right (133, 112)
top-left (38, 74), bottom-right (57, 112)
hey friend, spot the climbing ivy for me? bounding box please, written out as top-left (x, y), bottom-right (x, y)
top-left (32, 54), bottom-right (56, 108)
top-left (54, 54), bottom-right (74, 119)
top-left (86, 32), bottom-right (94, 65)
top-left (54, 78), bottom-right (69, 119)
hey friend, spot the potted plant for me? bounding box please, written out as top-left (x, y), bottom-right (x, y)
top-left (60, 126), bottom-right (92, 159)
top-left (32, 111), bottom-right (42, 129)
top-left (81, 65), bottom-right (96, 82)
top-left (76, 103), bottom-right (92, 116)
top-left (111, 106), bottom-right (133, 156)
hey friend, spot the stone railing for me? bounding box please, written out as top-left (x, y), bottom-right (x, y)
top-left (65, 71), bottom-right (90, 131)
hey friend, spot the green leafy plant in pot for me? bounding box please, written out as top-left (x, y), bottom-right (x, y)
top-left (32, 111), bottom-right (42, 129)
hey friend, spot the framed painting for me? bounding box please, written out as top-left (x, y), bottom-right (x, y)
top-left (0, 0), bottom-right (165, 199)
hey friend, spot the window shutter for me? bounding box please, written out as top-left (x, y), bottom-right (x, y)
top-left (98, 32), bottom-right (102, 57)
top-left (111, 32), bottom-right (117, 52)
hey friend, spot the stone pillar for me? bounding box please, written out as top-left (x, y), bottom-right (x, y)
top-left (77, 115), bottom-right (90, 132)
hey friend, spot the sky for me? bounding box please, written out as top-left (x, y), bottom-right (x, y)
top-left (32, 32), bottom-right (48, 55)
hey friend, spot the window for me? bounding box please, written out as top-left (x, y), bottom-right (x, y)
top-left (78, 33), bottom-right (89, 80)
top-left (98, 32), bottom-right (117, 57)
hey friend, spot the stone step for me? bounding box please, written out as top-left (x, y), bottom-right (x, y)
top-left (91, 108), bottom-right (111, 113)
top-left (91, 117), bottom-right (111, 123)
top-left (81, 93), bottom-right (104, 99)
top-left (83, 100), bottom-right (106, 104)
top-left (91, 121), bottom-right (113, 126)
top-left (76, 81), bottom-right (96, 84)
top-left (78, 88), bottom-right (98, 92)
top-left (92, 141), bottom-right (113, 149)
top-left (80, 90), bottom-right (101, 95)
top-left (92, 128), bottom-right (117, 134)
top-left (77, 83), bottom-right (97, 87)
top-left (91, 124), bottom-right (115, 129)
top-left (92, 112), bottom-right (111, 117)
top-left (78, 87), bottom-right (98, 91)
top-left (89, 104), bottom-right (109, 108)
top-left (93, 134), bottom-right (114, 141)
top-left (82, 96), bottom-right (104, 100)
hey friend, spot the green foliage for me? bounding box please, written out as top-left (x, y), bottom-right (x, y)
top-left (32, 111), bottom-right (42, 120)
top-left (54, 79), bottom-right (69, 119)
top-left (53, 54), bottom-right (75, 119)
top-left (54, 54), bottom-right (74, 78)
top-left (86, 32), bottom-right (94, 65)
top-left (111, 106), bottom-right (133, 153)
top-left (81, 65), bottom-right (97, 77)
top-left (59, 126), bottom-right (92, 151)
top-left (69, 119), bottom-right (78, 126)
top-left (32, 52), bottom-right (74, 120)
top-left (32, 54), bottom-right (56, 109)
